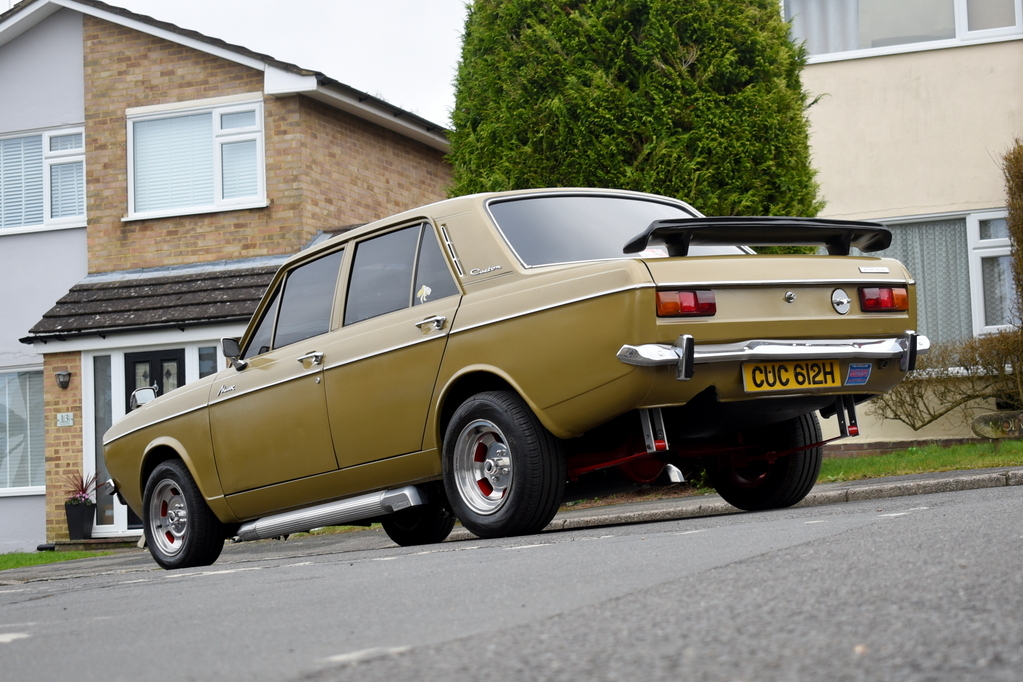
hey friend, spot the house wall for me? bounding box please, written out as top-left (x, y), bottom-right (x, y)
top-left (0, 495), bottom-right (45, 554)
top-left (0, 8), bottom-right (83, 132)
top-left (803, 39), bottom-right (1023, 446)
top-left (296, 97), bottom-right (450, 228)
top-left (802, 40), bottom-right (1023, 221)
top-left (42, 352), bottom-right (83, 542)
top-left (81, 16), bottom-right (451, 274)
top-left (0, 9), bottom-right (88, 553)
top-left (0, 228), bottom-right (88, 367)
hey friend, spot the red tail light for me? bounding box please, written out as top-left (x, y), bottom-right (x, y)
top-left (859, 287), bottom-right (908, 312)
top-left (657, 290), bottom-right (716, 317)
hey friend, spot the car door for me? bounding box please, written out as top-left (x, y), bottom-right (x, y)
top-left (322, 222), bottom-right (461, 468)
top-left (209, 249), bottom-right (344, 495)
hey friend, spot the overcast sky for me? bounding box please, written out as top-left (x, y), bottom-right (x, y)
top-left (6, 0), bottom-right (469, 126)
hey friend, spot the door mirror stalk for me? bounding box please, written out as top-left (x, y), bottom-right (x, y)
top-left (222, 337), bottom-right (248, 371)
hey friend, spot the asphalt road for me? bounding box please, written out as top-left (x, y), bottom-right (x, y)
top-left (2, 483), bottom-right (1021, 682)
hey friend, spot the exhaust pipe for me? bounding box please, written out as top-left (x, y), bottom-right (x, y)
top-left (235, 486), bottom-right (424, 542)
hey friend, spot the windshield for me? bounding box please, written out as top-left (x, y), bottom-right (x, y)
top-left (488, 194), bottom-right (743, 266)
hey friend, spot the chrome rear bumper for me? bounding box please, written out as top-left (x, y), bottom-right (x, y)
top-left (617, 331), bottom-right (929, 378)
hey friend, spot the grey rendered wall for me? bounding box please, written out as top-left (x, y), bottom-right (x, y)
top-left (0, 9), bottom-right (84, 132)
top-left (0, 9), bottom-right (87, 554)
top-left (0, 7), bottom-right (88, 365)
top-left (0, 495), bottom-right (46, 553)
top-left (0, 227), bottom-right (88, 366)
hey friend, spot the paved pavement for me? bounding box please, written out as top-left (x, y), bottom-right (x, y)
top-left (3, 466), bottom-right (1020, 584)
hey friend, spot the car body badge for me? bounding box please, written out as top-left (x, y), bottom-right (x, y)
top-left (844, 363), bottom-right (872, 386)
top-left (469, 265), bottom-right (502, 276)
top-left (858, 266), bottom-right (889, 273)
top-left (416, 284), bottom-right (432, 304)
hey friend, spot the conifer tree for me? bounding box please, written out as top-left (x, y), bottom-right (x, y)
top-left (449, 0), bottom-right (822, 217)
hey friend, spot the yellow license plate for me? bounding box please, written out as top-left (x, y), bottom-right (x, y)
top-left (742, 360), bottom-right (841, 393)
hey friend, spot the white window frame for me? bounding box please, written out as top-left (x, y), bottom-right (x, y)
top-left (786, 0), bottom-right (1023, 63)
top-left (125, 93), bottom-right (266, 221)
top-left (0, 366), bottom-right (45, 495)
top-left (0, 125), bottom-right (87, 236)
top-left (966, 209), bottom-right (1014, 335)
top-left (43, 127), bottom-right (87, 227)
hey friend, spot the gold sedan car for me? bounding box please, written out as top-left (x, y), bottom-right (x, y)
top-left (104, 188), bottom-right (928, 568)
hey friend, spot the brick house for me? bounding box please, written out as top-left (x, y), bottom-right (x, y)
top-left (1, 0), bottom-right (451, 548)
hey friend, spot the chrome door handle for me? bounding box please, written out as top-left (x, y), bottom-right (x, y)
top-left (297, 351), bottom-right (324, 366)
top-left (415, 315), bottom-right (447, 332)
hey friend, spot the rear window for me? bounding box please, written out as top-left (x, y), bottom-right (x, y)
top-left (487, 194), bottom-right (743, 267)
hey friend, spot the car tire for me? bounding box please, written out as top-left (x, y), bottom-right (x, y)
top-left (143, 459), bottom-right (225, 569)
top-left (710, 412), bottom-right (823, 511)
top-left (443, 390), bottom-right (565, 539)
top-left (381, 502), bottom-right (456, 546)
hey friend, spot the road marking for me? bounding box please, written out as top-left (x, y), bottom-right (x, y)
top-left (805, 520), bottom-right (827, 524)
top-left (878, 512), bottom-right (910, 518)
top-left (323, 646), bottom-right (411, 664)
top-left (372, 557), bottom-right (398, 561)
top-left (504, 544), bottom-right (548, 550)
top-left (676, 529), bottom-right (708, 535)
top-left (202, 567), bottom-right (263, 575)
top-left (0, 633), bottom-right (30, 644)
top-left (166, 567), bottom-right (263, 578)
top-left (118, 579), bottom-right (151, 585)
top-left (285, 562), bottom-right (313, 567)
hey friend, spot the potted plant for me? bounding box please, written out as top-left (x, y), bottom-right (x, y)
top-left (64, 472), bottom-right (97, 540)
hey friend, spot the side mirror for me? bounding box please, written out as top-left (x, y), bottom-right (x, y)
top-left (222, 337), bottom-right (248, 371)
top-left (130, 386), bottom-right (158, 410)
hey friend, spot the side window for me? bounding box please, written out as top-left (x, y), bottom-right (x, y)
top-left (273, 249), bottom-right (344, 349)
top-left (241, 287), bottom-right (280, 360)
top-left (414, 227), bottom-right (460, 305)
top-left (345, 226), bottom-right (420, 325)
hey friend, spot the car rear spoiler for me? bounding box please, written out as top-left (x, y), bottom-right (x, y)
top-left (623, 216), bottom-right (892, 257)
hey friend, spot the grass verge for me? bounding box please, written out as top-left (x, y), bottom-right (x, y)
top-left (818, 438), bottom-right (1023, 482)
top-left (0, 551), bottom-right (113, 571)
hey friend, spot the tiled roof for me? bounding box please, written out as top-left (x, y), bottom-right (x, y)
top-left (22, 262), bottom-right (280, 342)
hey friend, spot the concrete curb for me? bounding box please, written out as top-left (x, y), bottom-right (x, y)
top-left (448, 468), bottom-right (1023, 541)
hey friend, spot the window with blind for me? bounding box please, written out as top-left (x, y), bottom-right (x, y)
top-left (127, 97), bottom-right (264, 220)
top-left (858, 210), bottom-right (1016, 344)
top-left (0, 371), bottom-right (44, 490)
top-left (0, 127), bottom-right (85, 231)
top-left (785, 0), bottom-right (1022, 59)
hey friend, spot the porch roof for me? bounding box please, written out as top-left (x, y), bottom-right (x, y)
top-left (20, 257), bottom-right (283, 343)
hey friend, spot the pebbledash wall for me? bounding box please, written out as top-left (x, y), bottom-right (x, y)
top-left (39, 14), bottom-right (451, 541)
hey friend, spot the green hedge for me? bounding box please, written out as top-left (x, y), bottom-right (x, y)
top-left (449, 0), bottom-right (822, 217)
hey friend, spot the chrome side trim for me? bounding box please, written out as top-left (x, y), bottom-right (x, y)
top-left (235, 485), bottom-right (425, 542)
top-left (450, 283), bottom-right (653, 336)
top-left (102, 402), bottom-right (209, 447)
top-left (652, 278), bottom-right (911, 288)
top-left (322, 334), bottom-right (446, 372)
top-left (617, 333), bottom-right (931, 373)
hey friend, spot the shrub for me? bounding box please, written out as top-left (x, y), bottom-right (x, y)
top-left (449, 0), bottom-right (823, 218)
